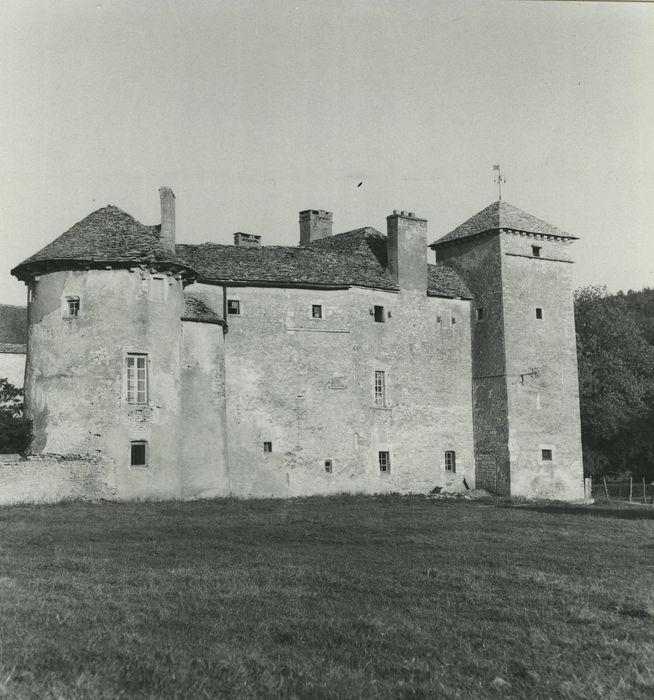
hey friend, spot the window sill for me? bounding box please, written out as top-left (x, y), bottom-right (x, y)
top-left (373, 405), bottom-right (392, 411)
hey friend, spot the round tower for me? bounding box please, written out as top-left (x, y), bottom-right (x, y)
top-left (11, 188), bottom-right (198, 499)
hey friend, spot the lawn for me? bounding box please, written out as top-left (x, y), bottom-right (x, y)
top-left (0, 496), bottom-right (652, 699)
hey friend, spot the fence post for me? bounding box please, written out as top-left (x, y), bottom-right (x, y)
top-left (603, 476), bottom-right (610, 502)
top-left (630, 477), bottom-right (633, 503)
top-left (643, 477), bottom-right (648, 505)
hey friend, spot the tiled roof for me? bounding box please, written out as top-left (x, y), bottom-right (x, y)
top-left (0, 305), bottom-right (27, 346)
top-left (11, 206), bottom-right (472, 300)
top-left (181, 293), bottom-right (225, 326)
top-left (0, 343), bottom-right (26, 355)
top-left (11, 206), bottom-right (195, 281)
top-left (176, 228), bottom-right (397, 291)
top-left (431, 200), bottom-right (578, 247)
top-left (428, 264), bottom-right (472, 299)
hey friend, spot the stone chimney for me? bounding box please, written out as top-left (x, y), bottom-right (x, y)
top-left (299, 210), bottom-right (333, 245)
top-left (233, 232), bottom-right (262, 248)
top-left (159, 187), bottom-right (176, 251)
top-left (386, 210), bottom-right (428, 291)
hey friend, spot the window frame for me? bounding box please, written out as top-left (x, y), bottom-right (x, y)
top-left (126, 353), bottom-right (149, 405)
top-left (130, 441), bottom-right (148, 467)
top-left (324, 459), bottom-right (333, 474)
top-left (64, 295), bottom-right (80, 318)
top-left (378, 450), bottom-right (391, 473)
top-left (535, 307), bottom-right (543, 320)
top-left (311, 304), bottom-right (323, 319)
top-left (445, 450), bottom-right (456, 473)
top-left (475, 308), bottom-right (484, 322)
top-left (373, 305), bottom-right (385, 323)
top-left (263, 441), bottom-right (273, 453)
top-left (532, 245), bottom-right (542, 258)
top-left (540, 448), bottom-right (553, 462)
top-left (227, 299), bottom-right (241, 316)
top-left (374, 370), bottom-right (387, 407)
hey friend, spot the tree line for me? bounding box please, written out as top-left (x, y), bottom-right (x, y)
top-left (575, 286), bottom-right (654, 480)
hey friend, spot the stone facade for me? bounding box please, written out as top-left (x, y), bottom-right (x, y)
top-left (4, 192), bottom-right (585, 503)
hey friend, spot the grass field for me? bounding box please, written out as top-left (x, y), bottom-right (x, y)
top-left (0, 496), bottom-right (652, 699)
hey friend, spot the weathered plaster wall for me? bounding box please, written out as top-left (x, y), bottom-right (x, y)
top-left (436, 235), bottom-right (511, 494)
top-left (180, 320), bottom-right (229, 497)
top-left (0, 455), bottom-right (116, 505)
top-left (500, 233), bottom-right (584, 499)
top-left (0, 352), bottom-right (25, 388)
top-left (25, 269), bottom-right (187, 500)
top-left (186, 282), bottom-right (475, 497)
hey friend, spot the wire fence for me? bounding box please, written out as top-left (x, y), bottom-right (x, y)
top-left (587, 477), bottom-right (653, 504)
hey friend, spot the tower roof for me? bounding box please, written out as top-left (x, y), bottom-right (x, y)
top-left (11, 206), bottom-right (195, 281)
top-left (430, 200), bottom-right (578, 248)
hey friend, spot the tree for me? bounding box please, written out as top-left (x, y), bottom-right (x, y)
top-left (0, 378), bottom-right (32, 454)
top-left (574, 286), bottom-right (654, 478)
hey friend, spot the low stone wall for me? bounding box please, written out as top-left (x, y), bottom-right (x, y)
top-left (0, 455), bottom-right (116, 506)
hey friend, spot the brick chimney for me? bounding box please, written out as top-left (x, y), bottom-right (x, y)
top-left (299, 210), bottom-right (332, 245)
top-left (233, 232), bottom-right (262, 248)
top-left (159, 187), bottom-right (176, 251)
top-left (386, 210), bottom-right (428, 291)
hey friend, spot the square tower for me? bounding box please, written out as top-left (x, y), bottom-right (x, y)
top-left (431, 201), bottom-right (584, 500)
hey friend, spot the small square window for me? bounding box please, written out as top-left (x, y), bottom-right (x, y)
top-left (324, 459), bottom-right (333, 473)
top-left (445, 450), bottom-right (456, 473)
top-left (65, 296), bottom-right (80, 317)
top-left (475, 308), bottom-right (484, 322)
top-left (451, 316), bottom-right (456, 325)
top-left (263, 441), bottom-right (272, 453)
top-left (374, 305), bottom-right (385, 323)
top-left (541, 449), bottom-right (553, 461)
top-left (532, 245), bottom-right (541, 257)
top-left (378, 451), bottom-right (391, 473)
top-left (536, 307), bottom-right (543, 320)
top-left (227, 299), bottom-right (241, 315)
top-left (130, 441), bottom-right (148, 467)
top-left (312, 304), bottom-right (323, 319)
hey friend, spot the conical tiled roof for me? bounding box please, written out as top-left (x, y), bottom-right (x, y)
top-left (430, 201), bottom-right (577, 248)
top-left (11, 206), bottom-right (195, 281)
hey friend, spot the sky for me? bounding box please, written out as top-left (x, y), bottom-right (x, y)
top-left (1, 0), bottom-right (653, 306)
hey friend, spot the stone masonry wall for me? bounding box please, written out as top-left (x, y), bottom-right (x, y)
top-left (0, 455), bottom-right (116, 506)
top-left (25, 269), bottom-right (188, 500)
top-left (500, 233), bottom-right (584, 499)
top-left (436, 234), bottom-right (511, 494)
top-left (186, 282), bottom-right (476, 497)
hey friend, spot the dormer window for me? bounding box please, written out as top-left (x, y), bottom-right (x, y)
top-left (65, 296), bottom-right (80, 317)
top-left (532, 245), bottom-right (541, 257)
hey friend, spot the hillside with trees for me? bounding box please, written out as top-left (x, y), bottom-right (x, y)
top-left (575, 286), bottom-right (654, 480)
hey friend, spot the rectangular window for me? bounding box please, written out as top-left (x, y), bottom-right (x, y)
top-left (451, 316), bottom-right (456, 325)
top-left (373, 305), bottom-right (385, 323)
top-left (374, 370), bottom-right (386, 407)
top-left (445, 450), bottom-right (456, 473)
top-left (378, 451), bottom-right (391, 473)
top-left (65, 296), bottom-right (80, 317)
top-left (227, 299), bottom-right (240, 315)
top-left (536, 307), bottom-right (543, 320)
top-left (130, 441), bottom-right (147, 467)
top-left (126, 354), bottom-right (148, 404)
top-left (324, 459), bottom-right (333, 473)
top-left (532, 245), bottom-right (541, 257)
top-left (541, 449), bottom-right (553, 461)
top-left (312, 304), bottom-right (323, 319)
top-left (263, 441), bottom-right (272, 453)
top-left (475, 308), bottom-right (484, 322)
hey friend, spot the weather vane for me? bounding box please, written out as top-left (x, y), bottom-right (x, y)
top-left (493, 164), bottom-right (506, 201)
